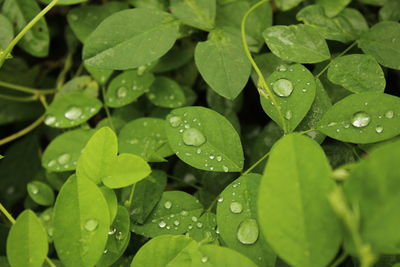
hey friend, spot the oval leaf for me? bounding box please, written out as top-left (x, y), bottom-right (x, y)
top-left (27, 181), bottom-right (55, 206)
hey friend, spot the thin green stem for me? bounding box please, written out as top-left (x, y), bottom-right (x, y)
top-left (56, 52), bottom-right (73, 89)
top-left (0, 81), bottom-right (55, 95)
top-left (101, 86), bottom-right (115, 131)
top-left (242, 151), bottom-right (271, 175)
top-left (0, 93), bottom-right (37, 102)
top-left (167, 175), bottom-right (202, 190)
top-left (0, 203), bottom-right (16, 224)
top-left (241, 0), bottom-right (288, 133)
top-left (316, 41), bottom-right (357, 79)
top-left (39, 95), bottom-right (49, 109)
top-left (0, 115), bottom-right (45, 146)
top-left (45, 257), bottom-right (57, 267)
top-left (0, 0), bottom-right (60, 66)
top-left (125, 184), bottom-right (136, 210)
top-left (206, 196), bottom-right (219, 213)
top-left (298, 128), bottom-right (318, 135)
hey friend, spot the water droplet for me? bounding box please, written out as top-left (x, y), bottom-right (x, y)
top-left (174, 220), bottom-right (180, 226)
top-left (276, 65), bottom-right (287, 72)
top-left (375, 125), bottom-right (384, 133)
top-left (201, 256), bottom-right (208, 263)
top-left (196, 148), bottom-right (202, 154)
top-left (222, 166), bottom-right (229, 172)
top-left (158, 221), bottom-right (166, 228)
top-left (115, 231), bottom-right (125, 240)
top-left (28, 183), bottom-right (39, 194)
top-left (47, 160), bottom-right (56, 167)
top-left (169, 116), bottom-right (182, 127)
top-left (117, 87), bottom-right (128, 98)
top-left (230, 202), bottom-right (243, 214)
top-left (216, 156), bottom-right (222, 162)
top-left (284, 110), bottom-right (292, 120)
top-left (180, 210), bottom-right (189, 216)
top-left (351, 112), bottom-right (371, 128)
top-left (57, 154), bottom-right (71, 165)
top-left (197, 222), bottom-right (203, 228)
top-left (164, 201), bottom-right (172, 209)
top-left (218, 197), bottom-right (224, 203)
top-left (272, 79), bottom-right (293, 97)
top-left (209, 155), bottom-right (215, 160)
top-left (182, 128), bottom-right (206, 146)
top-left (45, 115), bottom-right (56, 125)
top-left (108, 228), bottom-right (116, 235)
top-left (84, 219), bottom-right (98, 231)
top-left (237, 219), bottom-right (259, 245)
top-left (302, 88), bottom-right (307, 93)
top-left (191, 216), bottom-right (198, 222)
top-left (64, 106), bottom-right (83, 120)
top-left (385, 110), bottom-right (394, 119)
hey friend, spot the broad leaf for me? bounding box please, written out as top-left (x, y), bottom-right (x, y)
top-left (27, 181), bottom-right (55, 206)
top-left (170, 0), bottom-right (216, 31)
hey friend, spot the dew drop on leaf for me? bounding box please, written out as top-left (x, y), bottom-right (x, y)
top-left (191, 216), bottom-right (198, 222)
top-left (222, 165), bottom-right (229, 172)
top-left (117, 87), bottom-right (128, 98)
top-left (272, 79), bottom-right (294, 97)
top-left (218, 197), bottom-right (224, 203)
top-left (285, 110), bottom-right (292, 120)
top-left (237, 219), bottom-right (259, 245)
top-left (45, 115), bottom-right (56, 125)
top-left (230, 202), bottom-right (243, 214)
top-left (182, 128), bottom-right (206, 146)
top-left (28, 183), bottom-right (39, 194)
top-left (169, 116), bottom-right (182, 128)
top-left (375, 125), bottom-right (384, 133)
top-left (84, 219), bottom-right (99, 232)
top-left (201, 256), bottom-right (208, 263)
top-left (158, 221), bottom-right (166, 228)
top-left (385, 110), bottom-right (394, 119)
top-left (64, 106), bottom-right (83, 120)
top-left (164, 201), bottom-right (172, 209)
top-left (57, 153), bottom-right (71, 165)
top-left (351, 111), bottom-right (371, 128)
top-left (115, 231), bottom-right (125, 241)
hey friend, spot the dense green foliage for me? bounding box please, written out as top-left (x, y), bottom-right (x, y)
top-left (0, 0), bottom-right (399, 266)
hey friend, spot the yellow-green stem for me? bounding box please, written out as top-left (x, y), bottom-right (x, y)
top-left (0, 115), bottom-right (45, 146)
top-left (242, 151), bottom-right (271, 175)
top-left (0, 81), bottom-right (56, 95)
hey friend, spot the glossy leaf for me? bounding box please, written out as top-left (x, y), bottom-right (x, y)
top-left (327, 54), bottom-right (385, 93)
top-left (6, 210), bottom-right (48, 267)
top-left (259, 133), bottom-right (342, 267)
top-left (195, 28), bottom-right (251, 100)
top-left (27, 181), bottom-right (55, 206)
top-left (57, 76), bottom-right (99, 98)
top-left (53, 175), bottom-right (110, 267)
top-left (147, 77), bottom-right (186, 108)
top-left (217, 174), bottom-right (276, 266)
top-left (315, 0), bottom-right (351, 17)
top-left (165, 106), bottom-right (244, 172)
top-left (83, 8), bottom-right (180, 70)
top-left (358, 21), bottom-right (400, 70)
top-left (100, 186), bottom-right (118, 223)
top-left (44, 92), bottom-right (102, 129)
top-left (170, 0), bottom-right (216, 31)
top-left (318, 93), bottom-right (400, 144)
top-left (263, 24), bottom-right (330, 63)
top-left (186, 212), bottom-right (218, 242)
top-left (0, 15), bottom-right (13, 50)
top-left (131, 191), bottom-right (203, 237)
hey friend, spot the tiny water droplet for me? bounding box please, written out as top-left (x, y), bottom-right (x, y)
top-left (158, 221), bottom-right (166, 228)
top-left (196, 148), bottom-right (202, 154)
top-left (182, 128), bottom-right (206, 146)
top-left (117, 87), bottom-right (128, 98)
top-left (64, 106), bottom-right (83, 120)
top-left (57, 154), bottom-right (71, 165)
top-left (197, 222), bottom-right (203, 228)
top-left (174, 220), bottom-right (180, 226)
top-left (180, 210), bottom-right (189, 216)
top-left (351, 112), bottom-right (371, 128)
top-left (164, 201), bottom-right (172, 209)
top-left (216, 156), bottom-right (222, 161)
top-left (276, 65), bottom-right (287, 72)
top-left (375, 125), bottom-right (384, 133)
top-left (201, 256), bottom-right (208, 263)
top-left (108, 228), bottom-right (116, 235)
top-left (222, 165), bottom-right (229, 172)
top-left (230, 202), bottom-right (243, 214)
top-left (209, 155), bottom-right (215, 160)
top-left (385, 110), bottom-right (394, 119)
top-left (115, 231), bottom-right (125, 240)
top-left (169, 116), bottom-right (182, 127)
top-left (28, 183), bottom-right (39, 194)
top-left (84, 219), bottom-right (98, 232)
top-left (218, 197), bottom-right (224, 203)
top-left (284, 110), bottom-right (292, 120)
top-left (272, 79), bottom-right (293, 97)
top-left (237, 219), bottom-right (259, 245)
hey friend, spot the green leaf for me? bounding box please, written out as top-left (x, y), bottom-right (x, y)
top-left (42, 129), bottom-right (95, 172)
top-left (27, 181), bottom-right (55, 206)
top-left (263, 24), bottom-right (331, 63)
top-left (275, 0), bottom-right (304, 11)
top-left (2, 0), bottom-right (49, 57)
top-left (170, 0), bottom-right (216, 31)
top-left (195, 28), bottom-right (251, 100)
top-left (343, 140), bottom-right (400, 253)
top-left (357, 0), bottom-right (386, 6)
top-left (315, 0), bottom-right (351, 17)
top-left (100, 186), bottom-right (118, 223)
top-left (102, 154), bottom-right (151, 189)
top-left (53, 175), bottom-right (110, 267)
top-left (67, 2), bottom-right (128, 43)
top-left (327, 54), bottom-right (385, 93)
top-left (152, 42), bottom-right (195, 73)
top-left (186, 212), bottom-right (218, 242)
top-left (44, 92), bottom-right (102, 129)
top-left (165, 106), bottom-right (244, 172)
top-left (129, 170), bottom-right (167, 224)
top-left (76, 127), bottom-right (118, 184)
top-left (97, 206), bottom-right (131, 267)
top-left (297, 6), bottom-right (369, 43)
top-left (379, 0), bottom-right (400, 21)
top-left (106, 71), bottom-right (154, 108)
top-left (38, 207), bottom-right (55, 242)
top-left (260, 64), bottom-right (317, 133)
top-left (259, 133), bottom-right (342, 267)
top-left (217, 174), bottom-right (276, 266)
top-left (57, 76), bottom-right (99, 98)
top-left (318, 93), bottom-right (400, 144)
top-left (0, 15), bottom-right (13, 50)
top-left (131, 191), bottom-right (203, 238)
top-left (84, 64), bottom-right (113, 85)
top-left (358, 21), bottom-right (400, 70)
top-left (147, 76), bottom-right (186, 108)
top-left (119, 118), bottom-right (174, 162)
top-left (83, 8), bottom-right (180, 70)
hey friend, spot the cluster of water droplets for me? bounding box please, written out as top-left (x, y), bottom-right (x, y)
top-left (47, 153), bottom-right (76, 170)
top-left (45, 105), bottom-right (97, 127)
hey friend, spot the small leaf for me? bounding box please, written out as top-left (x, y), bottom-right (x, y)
top-left (53, 175), bottom-right (110, 267)
top-left (260, 64), bottom-right (316, 133)
top-left (119, 118), bottom-right (174, 162)
top-left (27, 181), bottom-right (55, 206)
top-left (83, 8), bottom-right (180, 70)
top-left (358, 21), bottom-right (400, 70)
top-left (327, 54), bottom-right (385, 93)
top-left (170, 0), bottom-right (216, 31)
top-left (318, 93), bottom-right (400, 144)
top-left (258, 133), bottom-right (342, 267)
top-left (131, 191), bottom-right (203, 238)
top-left (76, 127), bottom-right (118, 184)
top-left (147, 77), bottom-right (186, 108)
top-left (106, 71), bottom-right (154, 108)
top-left (6, 210), bottom-right (48, 267)
top-left (165, 106), bottom-right (244, 172)
top-left (0, 15), bottom-right (13, 50)
top-left (263, 24), bottom-right (330, 63)
top-left (102, 154), bottom-right (151, 189)
top-left (195, 28), bottom-right (251, 100)
top-left (217, 174), bottom-right (276, 266)
top-left (44, 92), bottom-right (102, 129)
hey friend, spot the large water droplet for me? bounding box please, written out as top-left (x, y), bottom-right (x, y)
top-left (385, 110), bottom-right (394, 119)
top-left (237, 219), bottom-right (259, 245)
top-left (169, 116), bottom-right (182, 128)
top-left (117, 87), bottom-right (128, 98)
top-left (351, 112), bottom-right (371, 128)
top-left (84, 219), bottom-right (98, 231)
top-left (57, 154), bottom-right (71, 165)
top-left (28, 183), bottom-right (39, 194)
top-left (164, 201), bottom-right (172, 209)
top-left (64, 106), bottom-right (83, 120)
top-left (182, 128), bottom-right (206, 146)
top-left (272, 79), bottom-right (293, 97)
top-left (230, 202), bottom-right (243, 214)
top-left (45, 115), bottom-right (56, 125)
top-left (158, 221), bottom-right (166, 228)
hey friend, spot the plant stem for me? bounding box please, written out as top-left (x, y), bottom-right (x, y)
top-left (241, 0), bottom-right (288, 133)
top-left (316, 41), bottom-right (357, 79)
top-left (0, 81), bottom-right (56, 95)
top-left (0, 0), bottom-right (60, 67)
top-left (242, 151), bottom-right (271, 175)
top-left (0, 93), bottom-right (37, 102)
top-left (206, 196), bottom-right (219, 213)
top-left (56, 52), bottom-right (73, 89)
top-left (101, 86), bottom-right (115, 131)
top-left (0, 115), bottom-right (45, 146)
top-left (167, 175), bottom-right (202, 190)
